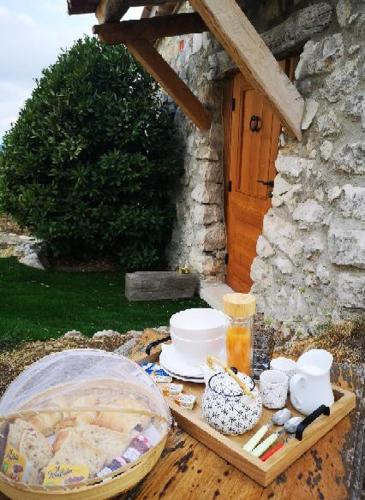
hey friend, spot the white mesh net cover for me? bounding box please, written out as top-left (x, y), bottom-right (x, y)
top-left (0, 349), bottom-right (171, 489)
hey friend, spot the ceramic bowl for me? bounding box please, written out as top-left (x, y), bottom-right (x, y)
top-left (170, 331), bottom-right (225, 367)
top-left (170, 308), bottom-right (228, 341)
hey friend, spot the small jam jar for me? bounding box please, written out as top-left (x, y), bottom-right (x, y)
top-left (223, 293), bottom-right (256, 375)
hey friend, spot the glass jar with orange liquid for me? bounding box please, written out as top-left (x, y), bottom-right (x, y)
top-left (223, 293), bottom-right (256, 376)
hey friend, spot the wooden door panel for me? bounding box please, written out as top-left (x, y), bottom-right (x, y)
top-left (225, 73), bottom-right (282, 292)
top-left (239, 90), bottom-right (265, 198)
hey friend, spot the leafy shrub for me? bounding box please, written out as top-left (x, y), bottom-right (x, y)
top-left (0, 37), bottom-right (182, 270)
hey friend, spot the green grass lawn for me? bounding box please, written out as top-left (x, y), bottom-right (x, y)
top-left (0, 258), bottom-right (205, 347)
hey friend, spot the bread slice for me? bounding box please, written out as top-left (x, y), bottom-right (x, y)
top-left (47, 432), bottom-right (105, 478)
top-left (94, 397), bottom-right (150, 434)
top-left (53, 423), bottom-right (131, 465)
top-left (28, 412), bottom-right (63, 437)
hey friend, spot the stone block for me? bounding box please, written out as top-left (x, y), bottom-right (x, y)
top-left (200, 162), bottom-right (223, 183)
top-left (328, 226), bottom-right (365, 268)
top-left (336, 0), bottom-right (352, 27)
top-left (304, 234), bottom-right (325, 258)
top-left (337, 272), bottom-right (365, 308)
top-left (295, 34), bottom-right (344, 79)
top-left (197, 223), bottom-right (226, 251)
top-left (341, 93), bottom-right (365, 129)
top-left (250, 257), bottom-right (273, 282)
top-left (190, 252), bottom-right (223, 276)
top-left (191, 182), bottom-right (222, 204)
top-left (323, 59), bottom-right (359, 102)
top-left (301, 98), bottom-right (319, 130)
top-left (316, 264), bottom-right (331, 284)
top-left (317, 110), bottom-right (342, 137)
top-left (275, 154), bottom-right (314, 178)
top-left (333, 143), bottom-right (365, 175)
top-left (256, 235), bottom-right (275, 259)
top-left (274, 256), bottom-right (293, 274)
top-left (193, 204), bottom-right (223, 225)
top-left (195, 145), bottom-right (219, 161)
top-left (320, 140), bottom-right (333, 161)
top-left (339, 184), bottom-right (365, 220)
top-left (293, 200), bottom-right (325, 228)
top-left (263, 212), bottom-right (303, 262)
top-left (192, 33), bottom-right (203, 54)
top-left (328, 185), bottom-right (342, 203)
top-left (272, 174), bottom-right (302, 211)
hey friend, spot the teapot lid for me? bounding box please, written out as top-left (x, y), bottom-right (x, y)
top-left (209, 371), bottom-right (254, 397)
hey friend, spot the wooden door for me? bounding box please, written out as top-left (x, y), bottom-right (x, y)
top-left (225, 74), bottom-right (281, 292)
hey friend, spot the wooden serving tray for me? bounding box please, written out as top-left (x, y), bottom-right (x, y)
top-left (167, 382), bottom-right (356, 487)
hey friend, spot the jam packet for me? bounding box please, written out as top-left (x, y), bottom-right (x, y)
top-left (162, 383), bottom-right (183, 397)
top-left (97, 435), bottom-right (152, 478)
top-left (174, 394), bottom-right (196, 410)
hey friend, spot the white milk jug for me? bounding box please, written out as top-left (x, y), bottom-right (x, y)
top-left (290, 349), bottom-right (334, 415)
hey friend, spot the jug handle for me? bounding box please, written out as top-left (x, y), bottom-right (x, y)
top-left (290, 373), bottom-right (307, 411)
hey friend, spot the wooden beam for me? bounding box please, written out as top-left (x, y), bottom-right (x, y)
top-left (126, 39), bottom-right (212, 130)
top-left (68, 0), bottom-right (99, 15)
top-left (93, 13), bottom-right (207, 44)
top-left (96, 0), bottom-right (128, 23)
top-left (189, 0), bottom-right (304, 140)
top-left (262, 2), bottom-right (333, 60)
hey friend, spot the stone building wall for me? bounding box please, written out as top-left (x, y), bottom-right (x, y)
top-left (157, 2), bottom-right (232, 283)
top-left (156, 0), bottom-right (365, 331)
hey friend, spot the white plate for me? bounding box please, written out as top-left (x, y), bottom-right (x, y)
top-left (159, 343), bottom-right (205, 380)
top-left (159, 364), bottom-right (205, 383)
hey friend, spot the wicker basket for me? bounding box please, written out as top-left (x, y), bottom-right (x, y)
top-left (0, 433), bottom-right (167, 500)
top-left (0, 351), bottom-right (172, 500)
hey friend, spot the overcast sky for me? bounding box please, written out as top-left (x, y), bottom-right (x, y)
top-left (0, 1), bottom-right (143, 140)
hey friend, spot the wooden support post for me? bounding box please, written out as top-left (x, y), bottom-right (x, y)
top-left (189, 0), bottom-right (304, 140)
top-left (93, 13), bottom-right (207, 44)
top-left (126, 39), bottom-right (212, 130)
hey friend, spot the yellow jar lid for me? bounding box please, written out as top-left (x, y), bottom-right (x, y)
top-left (223, 293), bottom-right (256, 318)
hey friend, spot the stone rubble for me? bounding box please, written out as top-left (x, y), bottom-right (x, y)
top-left (0, 232), bottom-right (46, 270)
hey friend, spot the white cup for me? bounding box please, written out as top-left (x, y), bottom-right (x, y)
top-left (260, 369), bottom-right (289, 409)
top-left (270, 357), bottom-right (297, 381)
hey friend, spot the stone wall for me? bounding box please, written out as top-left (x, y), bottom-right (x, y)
top-left (156, 0), bottom-right (365, 330)
top-left (251, 0), bottom-right (365, 332)
top-left (157, 3), bottom-right (232, 283)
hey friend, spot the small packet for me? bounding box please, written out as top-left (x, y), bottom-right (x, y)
top-left (143, 425), bottom-right (162, 446)
top-left (174, 394), bottom-right (196, 410)
top-left (43, 464), bottom-right (89, 486)
top-left (162, 383), bottom-right (183, 397)
top-left (2, 444), bottom-right (26, 482)
top-left (97, 435), bottom-right (152, 478)
top-left (142, 363), bottom-right (172, 383)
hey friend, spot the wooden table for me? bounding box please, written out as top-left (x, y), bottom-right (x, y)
top-left (121, 331), bottom-right (365, 500)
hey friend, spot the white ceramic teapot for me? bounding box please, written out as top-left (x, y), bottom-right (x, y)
top-left (290, 349), bottom-right (334, 416)
top-left (202, 368), bottom-right (262, 435)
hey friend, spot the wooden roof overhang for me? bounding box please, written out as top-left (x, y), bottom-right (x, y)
top-left (67, 0), bottom-right (305, 139)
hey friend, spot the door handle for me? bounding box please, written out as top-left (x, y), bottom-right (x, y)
top-left (257, 180), bottom-right (274, 187)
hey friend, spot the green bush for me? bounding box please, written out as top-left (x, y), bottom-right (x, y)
top-left (0, 37), bottom-right (182, 270)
